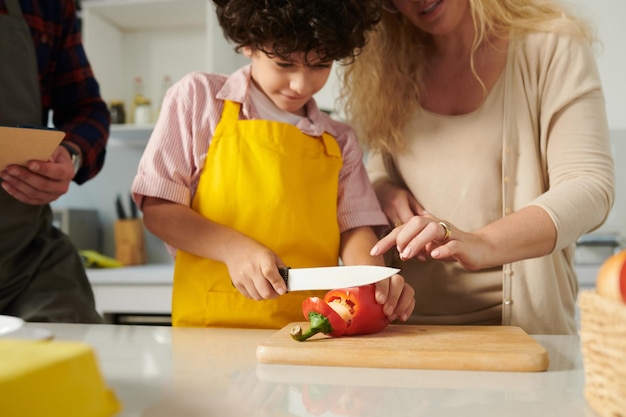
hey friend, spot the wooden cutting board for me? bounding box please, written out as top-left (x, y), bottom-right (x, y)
top-left (256, 323), bottom-right (549, 372)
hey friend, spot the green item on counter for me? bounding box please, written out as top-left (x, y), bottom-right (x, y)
top-left (80, 250), bottom-right (124, 268)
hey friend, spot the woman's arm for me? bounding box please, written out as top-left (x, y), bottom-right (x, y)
top-left (371, 204), bottom-right (556, 271)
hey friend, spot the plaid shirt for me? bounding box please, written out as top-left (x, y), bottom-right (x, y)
top-left (0, 0), bottom-right (110, 184)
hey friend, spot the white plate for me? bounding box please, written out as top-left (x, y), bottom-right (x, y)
top-left (5, 326), bottom-right (54, 341)
top-left (0, 315), bottom-right (24, 336)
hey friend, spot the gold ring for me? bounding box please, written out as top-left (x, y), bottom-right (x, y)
top-left (394, 221), bottom-right (402, 228)
top-left (438, 222), bottom-right (451, 241)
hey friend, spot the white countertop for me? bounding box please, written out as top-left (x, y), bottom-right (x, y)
top-left (24, 323), bottom-right (600, 417)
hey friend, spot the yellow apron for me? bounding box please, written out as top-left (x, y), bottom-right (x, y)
top-left (173, 100), bottom-right (343, 328)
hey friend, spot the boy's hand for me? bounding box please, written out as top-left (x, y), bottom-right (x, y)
top-left (225, 240), bottom-right (287, 300)
top-left (374, 274), bottom-right (415, 322)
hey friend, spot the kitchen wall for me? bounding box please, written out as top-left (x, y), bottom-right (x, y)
top-left (601, 131), bottom-right (626, 236)
top-left (53, 144), bottom-right (172, 263)
top-left (566, 0), bottom-right (626, 131)
top-left (52, 0), bottom-right (625, 264)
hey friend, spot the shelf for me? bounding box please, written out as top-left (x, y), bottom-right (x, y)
top-left (108, 124), bottom-right (153, 147)
top-left (111, 124), bottom-right (154, 134)
top-left (82, 0), bottom-right (246, 118)
top-left (82, 0), bottom-right (207, 31)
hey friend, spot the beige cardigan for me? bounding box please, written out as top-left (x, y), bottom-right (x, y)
top-left (368, 32), bottom-right (615, 334)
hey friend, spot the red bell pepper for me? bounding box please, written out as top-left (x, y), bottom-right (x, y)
top-left (301, 384), bottom-right (335, 416)
top-left (290, 284), bottom-right (389, 341)
top-left (300, 384), bottom-right (382, 417)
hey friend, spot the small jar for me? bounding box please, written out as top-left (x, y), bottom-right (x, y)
top-left (109, 101), bottom-right (126, 124)
top-left (134, 97), bottom-right (152, 125)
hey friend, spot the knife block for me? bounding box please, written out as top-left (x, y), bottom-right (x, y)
top-left (114, 219), bottom-right (146, 266)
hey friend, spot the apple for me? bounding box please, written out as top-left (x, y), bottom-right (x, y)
top-left (595, 250), bottom-right (626, 303)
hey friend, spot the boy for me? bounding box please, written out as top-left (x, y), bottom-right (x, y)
top-left (131, 0), bottom-right (415, 328)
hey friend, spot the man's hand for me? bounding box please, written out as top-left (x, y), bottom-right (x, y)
top-left (0, 145), bottom-right (76, 205)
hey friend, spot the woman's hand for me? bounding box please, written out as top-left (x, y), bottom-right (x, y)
top-left (373, 180), bottom-right (428, 226)
top-left (373, 273), bottom-right (415, 322)
top-left (371, 205), bottom-right (559, 272)
top-left (371, 215), bottom-right (489, 271)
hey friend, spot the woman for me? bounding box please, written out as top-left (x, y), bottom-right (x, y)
top-left (341, 0), bottom-right (614, 334)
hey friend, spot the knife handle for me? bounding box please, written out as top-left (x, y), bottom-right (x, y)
top-left (278, 267), bottom-right (290, 287)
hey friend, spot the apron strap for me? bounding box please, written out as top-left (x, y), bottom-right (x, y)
top-left (221, 100), bottom-right (341, 159)
top-left (221, 100), bottom-right (241, 122)
top-left (320, 132), bottom-right (342, 158)
top-left (5, 0), bottom-right (23, 17)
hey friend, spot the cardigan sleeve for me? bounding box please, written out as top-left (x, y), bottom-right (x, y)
top-left (522, 33), bottom-right (615, 250)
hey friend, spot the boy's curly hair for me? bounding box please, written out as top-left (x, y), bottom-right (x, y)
top-left (212, 0), bottom-right (381, 64)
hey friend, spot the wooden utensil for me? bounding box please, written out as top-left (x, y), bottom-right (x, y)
top-left (0, 125), bottom-right (65, 170)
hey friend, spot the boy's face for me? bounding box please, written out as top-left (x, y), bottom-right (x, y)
top-left (244, 47), bottom-right (333, 117)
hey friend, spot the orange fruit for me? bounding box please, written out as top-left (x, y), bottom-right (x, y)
top-left (596, 249), bottom-right (626, 303)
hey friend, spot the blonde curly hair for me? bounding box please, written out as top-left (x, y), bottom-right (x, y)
top-left (339, 0), bottom-right (596, 154)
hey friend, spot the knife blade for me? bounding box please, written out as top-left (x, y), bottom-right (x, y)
top-left (128, 192), bottom-right (138, 219)
top-left (278, 265), bottom-right (400, 292)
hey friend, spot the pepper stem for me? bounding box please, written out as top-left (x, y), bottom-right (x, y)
top-left (290, 312), bottom-right (333, 341)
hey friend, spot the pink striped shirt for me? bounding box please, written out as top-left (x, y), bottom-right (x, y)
top-left (131, 66), bottom-right (388, 253)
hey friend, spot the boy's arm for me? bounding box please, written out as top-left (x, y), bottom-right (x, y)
top-left (142, 196), bottom-right (287, 299)
top-left (339, 226), bottom-right (385, 266)
top-left (142, 196), bottom-right (245, 262)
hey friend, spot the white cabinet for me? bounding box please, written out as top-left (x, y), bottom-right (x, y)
top-left (81, 0), bottom-right (248, 130)
top-left (81, 0), bottom-right (341, 136)
top-left (86, 264), bottom-right (174, 323)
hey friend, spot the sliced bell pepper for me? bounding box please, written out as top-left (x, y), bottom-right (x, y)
top-left (291, 284), bottom-right (389, 341)
top-left (290, 296), bottom-right (347, 341)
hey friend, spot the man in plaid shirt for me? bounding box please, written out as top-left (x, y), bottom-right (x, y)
top-left (0, 0), bottom-right (109, 323)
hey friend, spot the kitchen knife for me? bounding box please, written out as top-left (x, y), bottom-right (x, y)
top-left (128, 193), bottom-right (138, 218)
top-left (115, 194), bottom-right (127, 220)
top-left (278, 265), bottom-right (400, 292)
